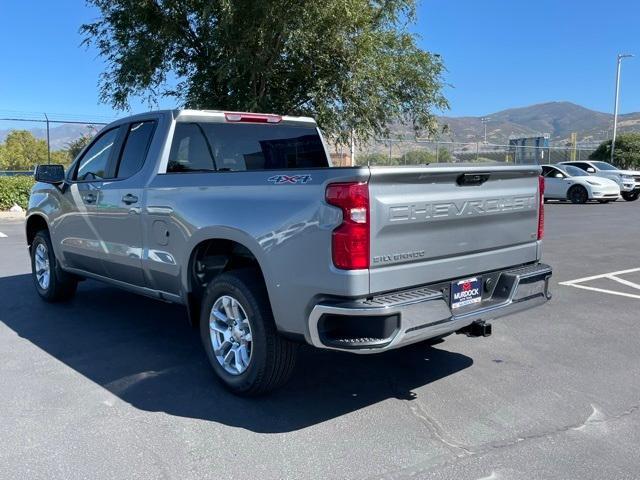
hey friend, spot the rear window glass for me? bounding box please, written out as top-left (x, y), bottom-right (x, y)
top-left (167, 122), bottom-right (328, 172)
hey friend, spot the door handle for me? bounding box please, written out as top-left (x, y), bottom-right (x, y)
top-left (122, 193), bottom-right (139, 205)
top-left (84, 193), bottom-right (96, 203)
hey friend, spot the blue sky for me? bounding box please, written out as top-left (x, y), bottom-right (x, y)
top-left (1, 0), bottom-right (639, 120)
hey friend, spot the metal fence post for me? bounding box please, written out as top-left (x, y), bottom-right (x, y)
top-left (44, 112), bottom-right (50, 165)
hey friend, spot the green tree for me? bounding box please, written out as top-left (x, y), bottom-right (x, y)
top-left (66, 133), bottom-right (94, 162)
top-left (0, 130), bottom-right (49, 170)
top-left (589, 133), bottom-right (640, 169)
top-left (82, 0), bottom-right (448, 144)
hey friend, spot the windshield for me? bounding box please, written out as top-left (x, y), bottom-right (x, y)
top-left (561, 165), bottom-right (589, 177)
top-left (590, 161), bottom-right (619, 171)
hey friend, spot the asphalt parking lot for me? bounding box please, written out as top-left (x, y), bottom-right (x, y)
top-left (1, 201), bottom-right (640, 480)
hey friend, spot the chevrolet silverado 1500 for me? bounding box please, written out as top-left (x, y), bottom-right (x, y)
top-left (26, 110), bottom-right (552, 395)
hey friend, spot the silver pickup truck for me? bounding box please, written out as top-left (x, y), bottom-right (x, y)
top-left (27, 110), bottom-right (552, 395)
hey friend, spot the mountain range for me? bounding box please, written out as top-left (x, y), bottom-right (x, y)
top-left (1, 102), bottom-right (639, 148)
top-left (0, 123), bottom-right (103, 150)
top-left (438, 102), bottom-right (640, 145)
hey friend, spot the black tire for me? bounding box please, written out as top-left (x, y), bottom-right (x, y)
top-left (199, 269), bottom-right (298, 396)
top-left (567, 185), bottom-right (589, 204)
top-left (622, 191), bottom-right (639, 202)
top-left (30, 230), bottom-right (77, 302)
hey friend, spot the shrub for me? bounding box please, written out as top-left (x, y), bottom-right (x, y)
top-left (589, 133), bottom-right (640, 169)
top-left (0, 176), bottom-right (35, 210)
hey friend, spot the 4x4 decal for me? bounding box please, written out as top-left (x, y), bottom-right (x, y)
top-left (267, 174), bottom-right (312, 184)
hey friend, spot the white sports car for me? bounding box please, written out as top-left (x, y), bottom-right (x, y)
top-left (542, 164), bottom-right (620, 204)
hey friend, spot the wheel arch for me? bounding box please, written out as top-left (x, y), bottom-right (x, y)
top-left (181, 228), bottom-right (273, 326)
top-left (25, 214), bottom-right (49, 247)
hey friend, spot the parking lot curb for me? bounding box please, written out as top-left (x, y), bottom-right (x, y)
top-left (0, 211), bottom-right (26, 220)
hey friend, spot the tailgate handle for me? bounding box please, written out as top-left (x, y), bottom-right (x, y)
top-left (457, 173), bottom-right (490, 186)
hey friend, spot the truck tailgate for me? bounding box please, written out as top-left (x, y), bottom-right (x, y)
top-left (368, 165), bottom-right (542, 293)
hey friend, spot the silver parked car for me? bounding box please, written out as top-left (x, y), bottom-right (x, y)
top-left (560, 161), bottom-right (640, 201)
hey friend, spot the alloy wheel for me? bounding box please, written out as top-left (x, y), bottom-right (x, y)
top-left (209, 295), bottom-right (253, 375)
top-left (34, 243), bottom-right (50, 290)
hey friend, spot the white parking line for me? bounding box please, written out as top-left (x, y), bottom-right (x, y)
top-left (0, 232), bottom-right (7, 238)
top-left (559, 267), bottom-right (640, 285)
top-left (563, 284), bottom-right (640, 300)
top-left (559, 268), bottom-right (640, 300)
top-left (608, 275), bottom-right (640, 290)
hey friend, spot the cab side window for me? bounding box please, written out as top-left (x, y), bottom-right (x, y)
top-left (116, 121), bottom-right (156, 179)
top-left (167, 123), bottom-right (216, 173)
top-left (74, 128), bottom-right (119, 181)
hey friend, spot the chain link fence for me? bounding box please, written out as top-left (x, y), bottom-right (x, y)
top-left (328, 139), bottom-right (599, 167)
top-left (1, 112), bottom-right (600, 174)
top-left (0, 112), bottom-right (112, 176)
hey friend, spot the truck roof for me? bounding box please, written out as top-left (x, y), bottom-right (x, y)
top-left (102, 109), bottom-right (317, 130)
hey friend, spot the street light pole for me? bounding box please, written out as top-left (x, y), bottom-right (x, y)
top-left (481, 117), bottom-right (488, 144)
top-left (611, 53), bottom-right (634, 162)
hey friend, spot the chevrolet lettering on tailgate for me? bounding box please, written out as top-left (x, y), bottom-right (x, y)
top-left (388, 195), bottom-right (537, 222)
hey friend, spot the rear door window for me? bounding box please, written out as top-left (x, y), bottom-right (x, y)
top-left (116, 121), bottom-right (156, 179)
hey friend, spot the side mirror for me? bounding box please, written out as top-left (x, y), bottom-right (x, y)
top-left (34, 164), bottom-right (65, 184)
top-left (555, 173), bottom-right (563, 178)
top-left (586, 167), bottom-right (596, 173)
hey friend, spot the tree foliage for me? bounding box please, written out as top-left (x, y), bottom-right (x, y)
top-left (81, 0), bottom-right (448, 143)
top-left (0, 130), bottom-right (71, 171)
top-left (589, 133), bottom-right (640, 169)
top-left (66, 133), bottom-right (94, 161)
top-left (0, 131), bottom-right (49, 170)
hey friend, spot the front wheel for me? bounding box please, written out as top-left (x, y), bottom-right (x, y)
top-left (568, 185), bottom-right (589, 204)
top-left (622, 191), bottom-right (639, 202)
top-left (199, 270), bottom-right (298, 396)
top-left (30, 230), bottom-right (77, 302)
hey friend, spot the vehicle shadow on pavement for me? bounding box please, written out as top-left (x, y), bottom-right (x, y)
top-left (0, 274), bottom-right (473, 433)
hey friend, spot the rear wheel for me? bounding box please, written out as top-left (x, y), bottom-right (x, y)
top-left (568, 185), bottom-right (589, 204)
top-left (30, 230), bottom-right (77, 302)
top-left (199, 270), bottom-right (298, 396)
top-left (622, 191), bottom-right (639, 202)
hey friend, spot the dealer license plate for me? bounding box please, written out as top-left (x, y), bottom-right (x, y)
top-left (450, 276), bottom-right (482, 310)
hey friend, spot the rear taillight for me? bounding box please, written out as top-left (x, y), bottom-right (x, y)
top-left (224, 112), bottom-right (282, 123)
top-left (538, 176), bottom-right (545, 240)
top-left (325, 182), bottom-right (370, 270)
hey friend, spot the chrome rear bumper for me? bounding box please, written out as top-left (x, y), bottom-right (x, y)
top-left (308, 263), bottom-right (552, 353)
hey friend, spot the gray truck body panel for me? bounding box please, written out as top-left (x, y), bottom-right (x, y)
top-left (27, 110), bottom-right (550, 350)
